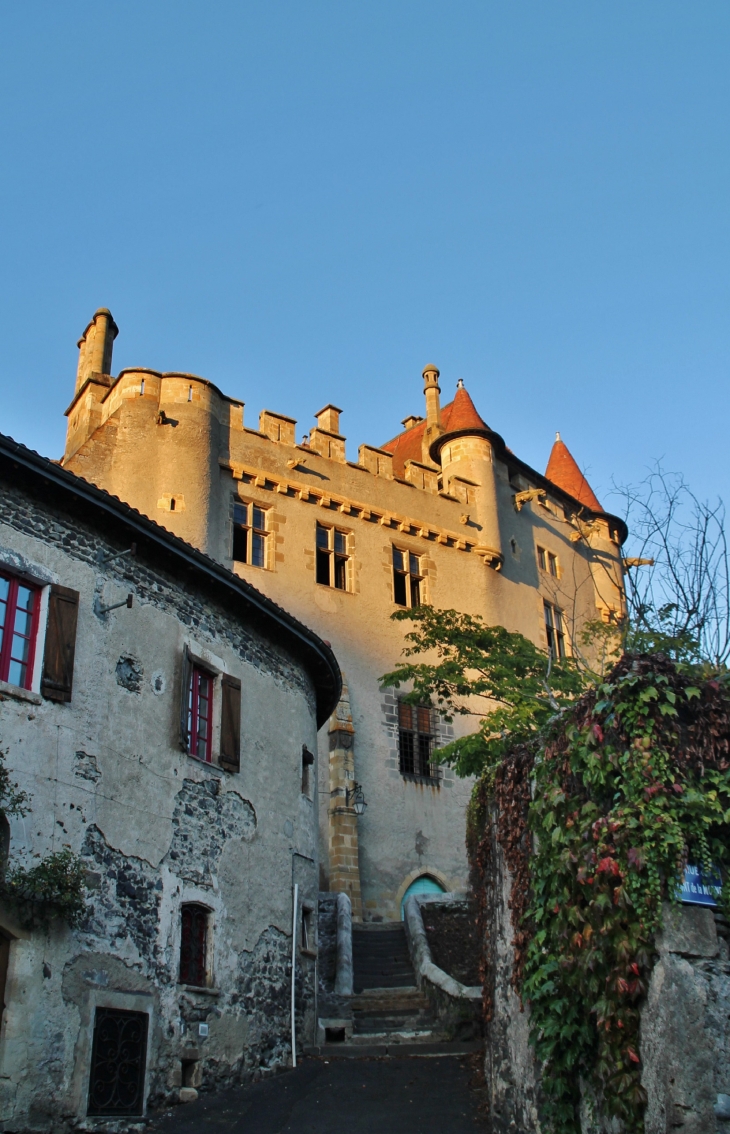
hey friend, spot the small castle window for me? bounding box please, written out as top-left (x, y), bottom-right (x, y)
top-left (316, 524), bottom-right (349, 590)
top-left (398, 701), bottom-right (438, 779)
top-left (233, 502), bottom-right (268, 568)
top-left (537, 547), bottom-right (558, 577)
top-left (544, 601), bottom-right (566, 659)
top-left (179, 904), bottom-right (210, 987)
top-left (187, 665), bottom-right (214, 762)
top-left (393, 548), bottom-right (423, 608)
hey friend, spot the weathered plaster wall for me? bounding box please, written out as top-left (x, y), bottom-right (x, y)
top-left (0, 480), bottom-right (320, 1129)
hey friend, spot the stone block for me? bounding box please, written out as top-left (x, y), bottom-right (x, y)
top-left (656, 904), bottom-right (719, 958)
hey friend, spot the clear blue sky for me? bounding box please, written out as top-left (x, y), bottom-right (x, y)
top-left (1, 2), bottom-right (728, 519)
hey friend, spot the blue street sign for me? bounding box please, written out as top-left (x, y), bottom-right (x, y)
top-left (679, 864), bottom-right (722, 907)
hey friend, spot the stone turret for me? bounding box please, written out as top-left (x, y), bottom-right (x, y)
top-left (430, 381), bottom-right (503, 567)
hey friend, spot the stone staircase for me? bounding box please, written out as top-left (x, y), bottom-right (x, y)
top-left (308, 923), bottom-right (480, 1058)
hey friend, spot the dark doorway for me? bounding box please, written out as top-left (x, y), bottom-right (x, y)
top-left (87, 1006), bottom-right (148, 1116)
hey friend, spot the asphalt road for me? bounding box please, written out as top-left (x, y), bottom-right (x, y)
top-left (149, 1056), bottom-right (486, 1134)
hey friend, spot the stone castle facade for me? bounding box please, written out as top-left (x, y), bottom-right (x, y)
top-left (62, 308), bottom-right (627, 922)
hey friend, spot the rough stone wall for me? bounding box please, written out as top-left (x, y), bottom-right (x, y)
top-left (483, 826), bottom-right (730, 1134)
top-left (0, 479), bottom-right (320, 1130)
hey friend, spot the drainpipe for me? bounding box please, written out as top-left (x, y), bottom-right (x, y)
top-left (291, 882), bottom-right (299, 1067)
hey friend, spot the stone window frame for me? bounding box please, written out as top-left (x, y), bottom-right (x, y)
top-left (392, 545), bottom-right (426, 608)
top-left (178, 901), bottom-right (214, 989)
top-left (315, 521), bottom-right (352, 592)
top-left (181, 643), bottom-right (237, 772)
top-left (543, 600), bottom-right (567, 660)
top-left (231, 497), bottom-right (271, 570)
top-left (536, 545), bottom-right (560, 579)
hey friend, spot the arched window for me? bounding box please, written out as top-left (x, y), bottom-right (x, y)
top-left (400, 875), bottom-right (446, 920)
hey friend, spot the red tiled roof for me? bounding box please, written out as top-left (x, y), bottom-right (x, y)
top-left (382, 387), bottom-right (489, 477)
top-left (545, 436), bottom-right (602, 512)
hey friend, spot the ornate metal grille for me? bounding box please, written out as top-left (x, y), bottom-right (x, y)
top-left (179, 904), bottom-right (208, 986)
top-left (87, 1007), bottom-right (148, 1116)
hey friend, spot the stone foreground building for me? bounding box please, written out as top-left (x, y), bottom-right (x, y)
top-left (0, 433), bottom-right (339, 1126)
top-left (62, 309), bottom-right (627, 921)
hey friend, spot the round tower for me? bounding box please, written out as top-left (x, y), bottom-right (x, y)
top-left (429, 381), bottom-right (503, 565)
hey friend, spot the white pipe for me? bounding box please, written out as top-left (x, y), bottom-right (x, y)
top-left (291, 882), bottom-right (298, 1067)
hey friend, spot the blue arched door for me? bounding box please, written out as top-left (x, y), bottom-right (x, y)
top-left (400, 875), bottom-right (446, 919)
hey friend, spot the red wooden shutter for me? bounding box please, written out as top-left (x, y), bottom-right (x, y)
top-left (41, 585), bottom-right (79, 702)
top-left (219, 674), bottom-right (241, 771)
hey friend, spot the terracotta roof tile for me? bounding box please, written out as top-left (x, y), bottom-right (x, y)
top-left (545, 436), bottom-right (602, 512)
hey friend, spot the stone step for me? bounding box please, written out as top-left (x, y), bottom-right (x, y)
top-left (303, 1039), bottom-right (482, 1059)
top-left (353, 988), bottom-right (429, 1012)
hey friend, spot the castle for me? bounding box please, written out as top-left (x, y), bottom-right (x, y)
top-left (62, 308), bottom-right (626, 922)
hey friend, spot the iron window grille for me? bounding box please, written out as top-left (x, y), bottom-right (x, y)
top-left (544, 601), bottom-right (566, 659)
top-left (232, 502), bottom-right (268, 567)
top-left (0, 572), bottom-right (40, 690)
top-left (87, 1006), bottom-right (149, 1116)
top-left (393, 548), bottom-right (423, 607)
top-left (316, 524), bottom-right (349, 589)
top-left (398, 701), bottom-right (440, 780)
top-left (187, 665), bottom-right (213, 762)
top-left (179, 903), bottom-right (209, 986)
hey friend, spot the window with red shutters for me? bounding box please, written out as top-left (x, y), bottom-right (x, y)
top-left (179, 904), bottom-right (209, 986)
top-left (0, 572), bottom-right (40, 690)
top-left (187, 665), bottom-right (213, 762)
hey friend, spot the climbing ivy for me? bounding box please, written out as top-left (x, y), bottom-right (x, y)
top-left (0, 750), bottom-right (87, 928)
top-left (492, 655), bottom-right (730, 1133)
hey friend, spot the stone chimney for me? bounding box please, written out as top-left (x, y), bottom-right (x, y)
top-left (421, 364), bottom-right (443, 467)
top-left (76, 308), bottom-right (118, 394)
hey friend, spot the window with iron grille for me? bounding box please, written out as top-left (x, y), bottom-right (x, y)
top-left (316, 524), bottom-right (349, 589)
top-left (398, 701), bottom-right (438, 779)
top-left (0, 572), bottom-right (40, 690)
top-left (393, 548), bottom-right (423, 607)
top-left (232, 502), bottom-right (268, 567)
top-left (187, 666), bottom-right (213, 762)
top-left (544, 601), bottom-right (566, 659)
top-left (87, 1006), bottom-right (149, 1116)
top-left (179, 904), bottom-right (209, 986)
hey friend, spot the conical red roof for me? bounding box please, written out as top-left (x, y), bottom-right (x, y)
top-left (446, 384), bottom-right (488, 433)
top-left (545, 435), bottom-right (602, 512)
top-left (381, 383), bottom-right (490, 476)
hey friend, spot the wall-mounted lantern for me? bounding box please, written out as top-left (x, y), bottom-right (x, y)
top-left (345, 782), bottom-right (367, 817)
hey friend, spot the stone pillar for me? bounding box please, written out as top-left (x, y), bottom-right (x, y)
top-left (328, 680), bottom-right (363, 921)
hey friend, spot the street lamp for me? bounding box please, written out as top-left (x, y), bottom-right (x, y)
top-left (345, 782), bottom-right (367, 816)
